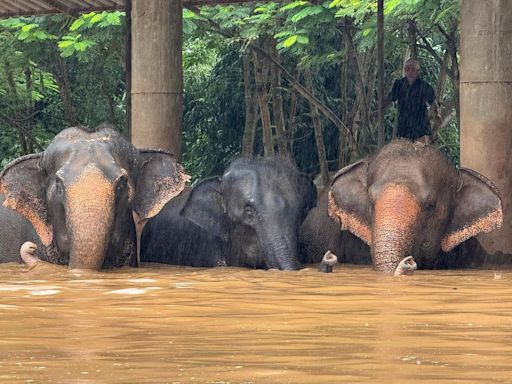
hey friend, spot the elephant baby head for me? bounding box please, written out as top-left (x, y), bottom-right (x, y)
top-left (181, 157), bottom-right (316, 270)
top-left (0, 124), bottom-right (188, 270)
top-left (328, 140), bottom-right (503, 274)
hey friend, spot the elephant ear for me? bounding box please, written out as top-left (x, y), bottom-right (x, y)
top-left (441, 168), bottom-right (503, 252)
top-left (297, 174), bottom-right (317, 223)
top-left (328, 159), bottom-right (372, 246)
top-left (133, 150), bottom-right (190, 221)
top-left (180, 177), bottom-right (228, 242)
top-left (0, 153), bottom-right (54, 247)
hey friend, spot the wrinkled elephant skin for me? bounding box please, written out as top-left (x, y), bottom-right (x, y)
top-left (329, 139), bottom-right (503, 274)
top-left (300, 190), bottom-right (371, 266)
top-left (0, 124), bottom-right (188, 270)
top-left (141, 157), bottom-right (317, 270)
top-left (0, 193), bottom-right (43, 264)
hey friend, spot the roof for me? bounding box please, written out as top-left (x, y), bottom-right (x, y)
top-left (0, 0), bottom-right (266, 19)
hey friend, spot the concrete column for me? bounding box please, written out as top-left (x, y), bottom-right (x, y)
top-left (460, 0), bottom-right (512, 255)
top-left (131, 0), bottom-right (183, 157)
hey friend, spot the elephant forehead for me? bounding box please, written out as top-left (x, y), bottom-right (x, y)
top-left (375, 184), bottom-right (421, 221)
top-left (67, 164), bottom-right (114, 195)
top-left (58, 149), bottom-right (125, 184)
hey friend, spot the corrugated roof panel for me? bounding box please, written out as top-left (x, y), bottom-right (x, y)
top-left (0, 0), bottom-right (268, 18)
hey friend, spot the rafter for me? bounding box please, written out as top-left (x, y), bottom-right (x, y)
top-left (38, 0), bottom-right (79, 17)
top-left (0, 0), bottom-right (279, 19)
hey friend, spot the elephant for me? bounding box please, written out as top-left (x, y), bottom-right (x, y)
top-left (140, 187), bottom-right (228, 267)
top-left (328, 139), bottom-right (503, 274)
top-left (0, 124), bottom-right (188, 270)
top-left (141, 157), bottom-right (317, 270)
top-left (300, 190), bottom-right (371, 265)
top-left (0, 193), bottom-right (43, 264)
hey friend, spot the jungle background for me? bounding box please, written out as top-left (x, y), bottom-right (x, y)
top-left (0, 0), bottom-right (459, 184)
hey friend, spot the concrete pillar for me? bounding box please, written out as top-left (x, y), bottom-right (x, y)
top-left (131, 0), bottom-right (183, 157)
top-left (460, 0), bottom-right (512, 255)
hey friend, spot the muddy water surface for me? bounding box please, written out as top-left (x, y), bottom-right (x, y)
top-left (0, 262), bottom-right (511, 383)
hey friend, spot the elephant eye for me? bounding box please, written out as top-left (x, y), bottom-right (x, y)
top-left (116, 176), bottom-right (127, 196)
top-left (55, 176), bottom-right (64, 198)
top-left (243, 204), bottom-right (256, 223)
top-left (424, 198), bottom-right (436, 212)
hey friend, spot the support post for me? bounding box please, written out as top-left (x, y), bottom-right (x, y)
top-left (131, 0), bottom-right (183, 157)
top-left (460, 0), bottom-right (512, 256)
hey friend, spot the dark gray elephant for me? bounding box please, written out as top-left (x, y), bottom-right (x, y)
top-left (328, 139), bottom-right (503, 274)
top-left (0, 124), bottom-right (188, 270)
top-left (140, 187), bottom-right (228, 267)
top-left (0, 193), bottom-right (43, 263)
top-left (141, 157), bottom-right (317, 270)
top-left (300, 190), bottom-right (371, 265)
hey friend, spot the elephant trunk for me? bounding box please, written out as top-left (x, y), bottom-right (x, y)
top-left (372, 185), bottom-right (420, 274)
top-left (262, 229), bottom-right (301, 271)
top-left (66, 166), bottom-right (116, 270)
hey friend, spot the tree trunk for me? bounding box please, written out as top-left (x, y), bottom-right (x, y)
top-left (53, 55), bottom-right (77, 126)
top-left (242, 50), bottom-right (257, 155)
top-left (252, 49), bottom-right (273, 156)
top-left (24, 65), bottom-right (34, 153)
top-left (377, 0), bottom-right (385, 148)
top-left (4, 60), bottom-right (29, 154)
top-left (340, 18), bottom-right (370, 158)
top-left (305, 70), bottom-right (330, 187)
top-left (407, 20), bottom-right (418, 60)
top-left (287, 88), bottom-right (298, 156)
top-left (339, 39), bottom-right (350, 169)
top-left (270, 42), bottom-right (289, 157)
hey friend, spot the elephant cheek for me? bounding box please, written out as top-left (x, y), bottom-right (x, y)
top-left (373, 185), bottom-right (420, 273)
top-left (66, 166), bottom-right (115, 269)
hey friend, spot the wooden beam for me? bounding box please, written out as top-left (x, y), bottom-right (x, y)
top-left (38, 0), bottom-right (80, 17)
top-left (0, 0), bottom-right (281, 19)
top-left (185, 0), bottom-right (275, 4)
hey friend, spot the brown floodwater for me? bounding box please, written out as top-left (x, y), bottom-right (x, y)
top-left (0, 262), bottom-right (511, 384)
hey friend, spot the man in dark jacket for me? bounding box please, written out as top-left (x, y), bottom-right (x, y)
top-left (385, 58), bottom-right (436, 142)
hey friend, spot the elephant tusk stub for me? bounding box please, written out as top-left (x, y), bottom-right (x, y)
top-left (394, 255), bottom-right (417, 276)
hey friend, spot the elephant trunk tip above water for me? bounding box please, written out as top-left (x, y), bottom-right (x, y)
top-left (20, 241), bottom-right (39, 269)
top-left (0, 124), bottom-right (189, 270)
top-left (328, 139), bottom-right (503, 274)
top-left (318, 251), bottom-right (338, 273)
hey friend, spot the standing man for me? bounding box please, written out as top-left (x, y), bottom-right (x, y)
top-left (385, 58), bottom-right (436, 143)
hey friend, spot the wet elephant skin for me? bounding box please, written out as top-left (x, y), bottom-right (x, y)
top-left (329, 139), bottom-right (503, 274)
top-left (141, 157), bottom-right (317, 270)
top-left (0, 124), bottom-right (188, 270)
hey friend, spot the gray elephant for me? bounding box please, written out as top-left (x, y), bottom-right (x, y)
top-left (141, 157), bottom-right (317, 270)
top-left (0, 194), bottom-right (43, 263)
top-left (140, 187), bottom-right (228, 267)
top-left (0, 124), bottom-right (188, 270)
top-left (300, 190), bottom-right (371, 265)
top-left (328, 139), bottom-right (503, 274)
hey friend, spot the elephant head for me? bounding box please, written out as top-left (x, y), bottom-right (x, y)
top-left (328, 140), bottom-right (503, 274)
top-left (181, 157), bottom-right (316, 270)
top-left (0, 125), bottom-right (188, 270)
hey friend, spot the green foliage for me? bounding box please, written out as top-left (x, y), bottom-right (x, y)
top-left (0, 12), bottom-right (127, 164)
